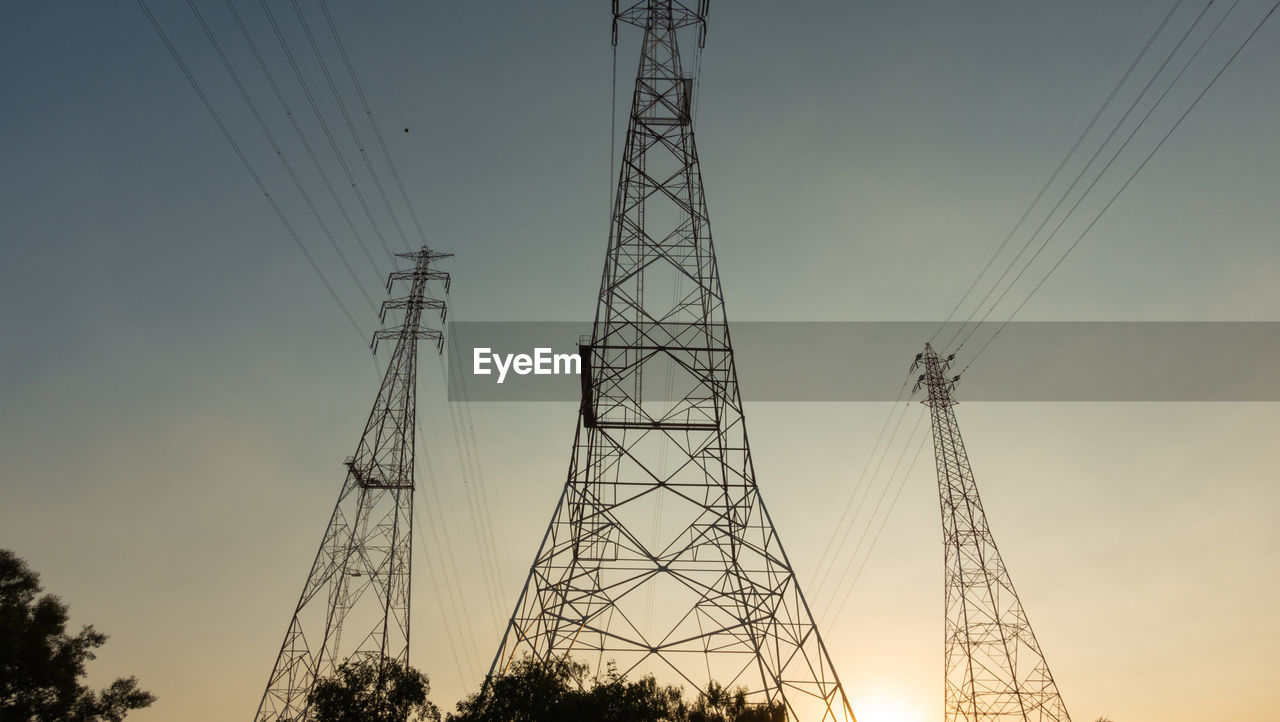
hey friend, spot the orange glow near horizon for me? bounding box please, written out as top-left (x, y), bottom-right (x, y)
top-left (850, 694), bottom-right (927, 722)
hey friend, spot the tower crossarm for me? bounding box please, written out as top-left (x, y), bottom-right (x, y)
top-left (372, 249), bottom-right (450, 354)
top-left (386, 268), bottom-right (451, 290)
top-left (372, 326), bottom-right (445, 354)
top-left (614, 0), bottom-right (708, 34)
top-left (380, 296), bottom-right (447, 321)
top-left (385, 248), bottom-right (452, 293)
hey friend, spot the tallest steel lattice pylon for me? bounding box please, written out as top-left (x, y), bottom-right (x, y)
top-left (913, 344), bottom-right (1071, 722)
top-left (492, 3), bottom-right (855, 720)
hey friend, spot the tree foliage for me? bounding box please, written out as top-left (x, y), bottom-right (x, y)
top-left (447, 656), bottom-right (785, 722)
top-left (307, 655), bottom-right (440, 722)
top-left (0, 549), bottom-right (155, 722)
top-left (687, 681), bottom-right (785, 722)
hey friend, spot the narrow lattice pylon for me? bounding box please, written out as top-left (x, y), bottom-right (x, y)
top-left (913, 344), bottom-right (1071, 722)
top-left (253, 247), bottom-right (451, 722)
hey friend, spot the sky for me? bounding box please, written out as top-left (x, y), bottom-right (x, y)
top-left (2, 1), bottom-right (1279, 721)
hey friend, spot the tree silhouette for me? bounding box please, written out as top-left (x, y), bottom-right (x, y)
top-left (448, 655), bottom-right (784, 722)
top-left (448, 656), bottom-right (596, 722)
top-left (307, 655), bottom-right (440, 722)
top-left (688, 681), bottom-right (786, 722)
top-left (0, 549), bottom-right (155, 721)
top-left (577, 662), bottom-right (686, 722)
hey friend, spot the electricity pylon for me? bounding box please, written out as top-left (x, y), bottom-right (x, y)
top-left (491, 3), bottom-right (855, 720)
top-left (253, 247), bottom-right (451, 722)
top-left (912, 344), bottom-right (1071, 722)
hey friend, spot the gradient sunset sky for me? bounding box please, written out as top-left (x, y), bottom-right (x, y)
top-left (2, 2), bottom-right (1278, 721)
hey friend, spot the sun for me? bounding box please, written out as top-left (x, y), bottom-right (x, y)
top-left (850, 695), bottom-right (927, 722)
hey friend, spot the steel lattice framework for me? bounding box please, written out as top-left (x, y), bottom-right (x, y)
top-left (913, 344), bottom-right (1071, 722)
top-left (491, 3), bottom-right (855, 720)
top-left (253, 247), bottom-right (451, 722)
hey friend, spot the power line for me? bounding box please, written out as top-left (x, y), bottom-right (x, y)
top-left (930, 0), bottom-right (1183, 347)
top-left (318, 0), bottom-right (433, 251)
top-left (221, 0), bottom-right (386, 279)
top-left (352, 0), bottom-right (454, 249)
top-left (947, 0), bottom-right (1222, 355)
top-left (810, 373), bottom-right (914, 598)
top-left (819, 407), bottom-right (927, 627)
top-left (135, 0), bottom-right (369, 346)
top-left (411, 498), bottom-right (469, 685)
top-left (823, 423), bottom-right (930, 631)
top-left (959, 0), bottom-right (1278, 375)
top-left (434, 350), bottom-right (508, 626)
top-left (442, 329), bottom-right (509, 606)
top-left (254, 0), bottom-right (401, 265)
top-left (183, 0), bottom-right (382, 316)
top-left (415, 422), bottom-right (486, 681)
top-left (284, 0), bottom-right (416, 253)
